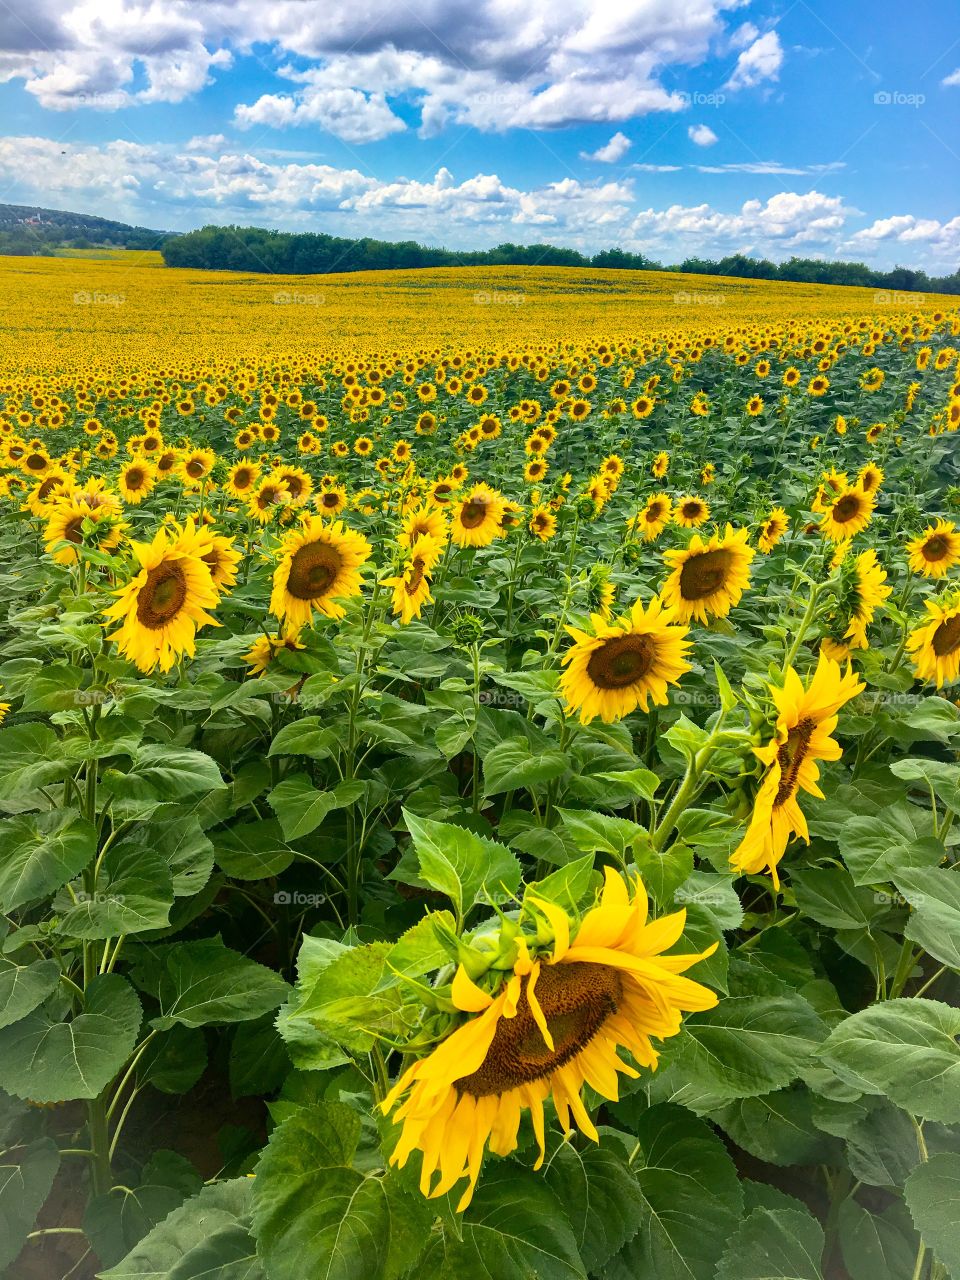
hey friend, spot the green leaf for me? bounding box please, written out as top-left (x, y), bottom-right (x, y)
top-left (99, 1178), bottom-right (262, 1280)
top-left (0, 956), bottom-right (60, 1029)
top-left (84, 1184), bottom-right (187, 1270)
top-left (672, 870), bottom-right (743, 930)
top-left (0, 1137), bottom-right (60, 1271)
top-left (150, 816), bottom-right (215, 897)
top-left (279, 942), bottom-right (399, 1059)
top-left (130, 937), bottom-right (290, 1030)
top-left (526, 854), bottom-right (598, 916)
top-left (0, 723), bottom-right (69, 798)
top-left (381, 912), bottom-right (457, 986)
top-left (230, 1016), bottom-right (289, 1100)
top-left (841, 803), bottom-right (943, 886)
top-left (0, 809), bottom-right (97, 912)
top-left (667, 994), bottom-right (827, 1106)
top-left (894, 867), bottom-right (960, 970)
top-left (268, 717), bottom-right (339, 759)
top-left (400, 811), bottom-right (521, 916)
top-left (558, 808), bottom-right (646, 859)
top-left (611, 1104), bottom-right (742, 1280)
top-left (422, 1163), bottom-right (586, 1280)
top-left (818, 999), bottom-right (960, 1123)
top-left (904, 1153), bottom-right (960, 1278)
top-left (482, 735), bottom-right (568, 796)
top-left (890, 757), bottom-right (960, 811)
top-left (57, 840), bottom-right (174, 938)
top-left (268, 775), bottom-right (365, 840)
top-left (636, 840), bottom-right (695, 908)
top-left (0, 973), bottom-right (141, 1103)
top-left (543, 1143), bottom-right (645, 1272)
top-left (214, 820), bottom-right (294, 881)
top-left (792, 867), bottom-right (885, 931)
top-left (839, 1199), bottom-right (918, 1280)
top-left (251, 1104), bottom-right (387, 1280)
top-left (712, 1087), bottom-right (833, 1167)
top-left (715, 1207), bottom-right (824, 1280)
top-left (102, 745), bottom-right (226, 808)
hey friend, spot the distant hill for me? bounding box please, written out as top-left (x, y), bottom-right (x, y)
top-left (0, 203), bottom-right (175, 254)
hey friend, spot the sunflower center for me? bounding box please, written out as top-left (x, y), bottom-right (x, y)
top-left (321, 493), bottom-right (340, 508)
top-left (681, 502), bottom-right (701, 519)
top-left (923, 536), bottom-right (948, 562)
top-left (457, 962), bottom-right (622, 1097)
top-left (126, 468), bottom-right (145, 489)
top-left (287, 542), bottom-right (342, 600)
top-left (832, 494), bottom-right (862, 523)
top-left (678, 549), bottom-right (733, 600)
top-left (136, 562), bottom-right (188, 629)
top-left (775, 716), bottom-right (816, 806)
top-left (932, 615), bottom-right (960, 658)
top-left (186, 460), bottom-right (205, 478)
top-left (63, 516), bottom-right (84, 545)
top-left (460, 499), bottom-right (489, 529)
top-left (586, 634), bottom-right (655, 689)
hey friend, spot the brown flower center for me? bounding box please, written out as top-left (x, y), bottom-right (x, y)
top-left (681, 502), bottom-right (702, 519)
top-left (586, 634), bottom-right (655, 689)
top-left (775, 716), bottom-right (816, 806)
top-left (832, 494), bottom-right (862, 523)
top-left (126, 468), bottom-right (145, 490)
top-left (679, 548), bottom-right (733, 600)
top-left (923, 536), bottom-right (949, 562)
top-left (185, 459), bottom-right (205, 478)
top-left (459, 499), bottom-right (489, 530)
top-left (136, 562), bottom-right (187, 629)
top-left (287, 542), bottom-right (341, 600)
top-left (458, 963), bottom-right (622, 1097)
top-left (933, 614), bottom-right (960, 658)
top-left (321, 492), bottom-right (340, 509)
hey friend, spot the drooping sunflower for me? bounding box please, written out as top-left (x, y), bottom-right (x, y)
top-left (820, 548), bottom-right (891, 660)
top-left (730, 655), bottom-right (864, 887)
top-left (382, 867), bottom-right (717, 1211)
top-left (270, 517), bottom-right (371, 627)
top-left (857, 462), bottom-right (884, 495)
top-left (906, 520), bottom-right (960, 579)
top-left (450, 483), bottom-right (506, 548)
top-left (907, 592), bottom-right (960, 687)
top-left (757, 507), bottom-right (789, 554)
top-left (103, 526), bottom-right (220, 674)
top-left (661, 524), bottom-right (755, 624)
top-left (560, 595), bottom-right (691, 724)
top-left (244, 629), bottom-right (305, 677)
top-left (384, 534), bottom-right (442, 624)
top-left (118, 459), bottom-right (156, 505)
top-left (819, 485), bottom-right (875, 543)
top-left (674, 496), bottom-right (710, 529)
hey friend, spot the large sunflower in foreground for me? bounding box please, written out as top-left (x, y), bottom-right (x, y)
top-left (730, 654), bottom-right (864, 887)
top-left (906, 519), bottom-right (960, 579)
top-left (450, 483), bottom-right (506, 548)
top-left (270, 517), bottom-right (371, 627)
top-left (382, 867), bottom-right (717, 1211)
top-left (907, 592), bottom-right (960, 687)
top-left (104, 526), bottom-right (220, 673)
top-left (560, 595), bottom-right (690, 724)
top-left (819, 484), bottom-right (875, 542)
top-left (661, 524), bottom-right (755, 623)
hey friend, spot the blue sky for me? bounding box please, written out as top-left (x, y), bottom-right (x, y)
top-left (0, 0), bottom-right (957, 269)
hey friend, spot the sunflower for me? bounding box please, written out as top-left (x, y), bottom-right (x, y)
top-left (757, 507), bottom-right (789, 554)
top-left (225, 461), bottom-right (261, 499)
top-left (270, 517), bottom-right (371, 627)
top-left (807, 375), bottom-right (829, 397)
top-left (524, 458), bottom-right (548, 483)
top-left (630, 494), bottom-right (672, 542)
top-left (273, 466), bottom-right (313, 507)
top-left (857, 462), bottom-right (884, 495)
top-left (118, 459), bottom-right (156, 505)
top-left (103, 526), bottom-right (220, 673)
top-left (907, 592), bottom-right (960, 687)
top-left (701, 462), bottom-right (716, 485)
top-left (44, 489), bottom-right (124, 566)
top-left (745, 395), bottom-right (764, 417)
top-left (382, 866), bottom-right (717, 1211)
top-left (673, 496), bottom-right (710, 529)
top-left (23, 469), bottom-right (70, 516)
top-left (189, 522), bottom-right (242, 592)
top-left (385, 535), bottom-right (442, 624)
top-left (661, 525), bottom-right (755, 624)
top-left (652, 452), bottom-right (669, 478)
top-left (244, 629), bottom-right (305, 677)
top-left (819, 485), bottom-right (875, 543)
top-left (820, 549), bottom-right (891, 659)
top-left (450, 483), bottom-right (506, 548)
top-left (399, 503), bottom-right (447, 549)
top-left (730, 655), bottom-right (864, 887)
top-left (906, 520), bottom-right (960, 579)
top-left (560, 596), bottom-right (691, 724)
top-left (248, 478), bottom-right (290, 523)
top-left (179, 448), bottom-right (215, 484)
top-left (528, 505), bottom-right (557, 542)
top-left (315, 484), bottom-right (348, 519)
top-left (631, 395), bottom-right (654, 419)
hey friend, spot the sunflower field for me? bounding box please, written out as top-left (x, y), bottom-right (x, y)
top-left (1, 258), bottom-right (960, 1280)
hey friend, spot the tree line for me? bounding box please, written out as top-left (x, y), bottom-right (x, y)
top-left (160, 224), bottom-right (960, 295)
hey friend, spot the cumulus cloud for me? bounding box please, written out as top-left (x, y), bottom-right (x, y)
top-left (0, 0), bottom-right (742, 135)
top-left (943, 67), bottom-right (960, 87)
top-left (849, 213), bottom-right (960, 262)
top-left (724, 31), bottom-right (783, 91)
top-left (580, 131), bottom-right (632, 162)
top-left (626, 190), bottom-right (854, 254)
top-left (688, 123), bottom-right (718, 146)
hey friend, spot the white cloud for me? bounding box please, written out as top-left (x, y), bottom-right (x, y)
top-left (580, 131), bottom-right (632, 162)
top-left (849, 213), bottom-right (960, 263)
top-left (696, 160), bottom-right (844, 175)
top-left (943, 67), bottom-right (960, 87)
top-left (633, 163), bottom-right (682, 171)
top-left (626, 190), bottom-right (854, 254)
top-left (688, 123), bottom-right (718, 146)
top-left (724, 31), bottom-right (783, 91)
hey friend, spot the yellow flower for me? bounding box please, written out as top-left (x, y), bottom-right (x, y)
top-left (906, 520), bottom-right (960, 579)
top-left (382, 867), bottom-right (717, 1211)
top-left (818, 485), bottom-right (874, 543)
top-left (673, 495), bottom-right (710, 529)
top-left (661, 525), bottom-right (755, 623)
top-left (731, 655), bottom-right (864, 887)
top-left (270, 517), bottom-right (371, 627)
top-left (450, 483), bottom-right (506, 548)
top-left (757, 507), bottom-right (789, 554)
top-left (560, 595), bottom-right (691, 724)
top-left (907, 592), bottom-right (960, 687)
